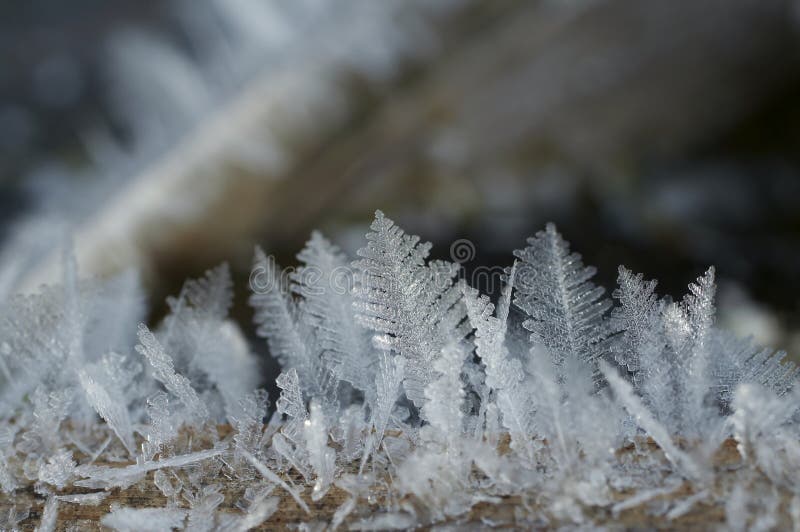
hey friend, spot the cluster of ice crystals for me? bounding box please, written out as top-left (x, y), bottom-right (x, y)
top-left (0, 210), bottom-right (798, 529)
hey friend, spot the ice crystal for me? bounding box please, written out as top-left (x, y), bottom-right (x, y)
top-left (36, 497), bottom-right (57, 532)
top-left (353, 210), bottom-right (468, 410)
top-left (37, 449), bottom-right (75, 489)
top-left (230, 389), bottom-right (269, 460)
top-left (463, 264), bottom-right (537, 457)
top-left (141, 392), bottom-right (176, 462)
top-left (135, 324), bottom-right (209, 424)
top-left (360, 351), bottom-right (404, 473)
top-left (78, 368), bottom-right (135, 455)
top-left (294, 232), bottom-right (375, 401)
top-left (74, 446), bottom-right (225, 490)
top-left (162, 264), bottom-right (259, 419)
top-left (216, 496), bottom-right (278, 531)
top-left (513, 223), bottom-right (611, 380)
top-left (0, 210), bottom-right (798, 529)
top-left (609, 266), bottom-right (660, 378)
top-left (304, 400), bottom-right (336, 501)
top-left (184, 484), bottom-right (224, 532)
top-left (101, 505), bottom-right (188, 532)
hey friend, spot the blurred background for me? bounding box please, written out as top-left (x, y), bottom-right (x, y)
top-left (1, 0), bottom-right (799, 360)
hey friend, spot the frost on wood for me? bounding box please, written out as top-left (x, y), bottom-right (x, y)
top-left (0, 211), bottom-right (799, 529)
top-left (101, 505), bottom-right (188, 532)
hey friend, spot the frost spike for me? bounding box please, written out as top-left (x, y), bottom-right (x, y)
top-left (184, 262), bottom-right (233, 322)
top-left (600, 361), bottom-right (702, 480)
top-left (36, 496), bottom-right (58, 532)
top-left (250, 247), bottom-right (326, 396)
top-left (135, 324), bottom-right (208, 423)
top-left (292, 231), bottom-right (374, 400)
top-left (360, 351), bottom-right (404, 473)
top-left (610, 266), bottom-right (660, 378)
top-left (75, 446), bottom-right (225, 489)
top-left (304, 399), bottom-right (336, 501)
top-left (62, 239), bottom-right (84, 372)
top-left (677, 267), bottom-right (717, 436)
top-left (78, 370), bottom-right (135, 455)
top-left (353, 210), bottom-right (467, 409)
top-left (463, 265), bottom-right (536, 459)
top-left (240, 450), bottom-right (310, 514)
top-left (513, 223), bottom-right (611, 381)
top-left (422, 343), bottom-right (467, 444)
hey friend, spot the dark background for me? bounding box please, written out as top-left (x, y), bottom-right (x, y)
top-left (1, 0), bottom-right (799, 361)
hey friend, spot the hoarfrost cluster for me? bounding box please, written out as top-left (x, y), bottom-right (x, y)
top-left (0, 210), bottom-right (798, 529)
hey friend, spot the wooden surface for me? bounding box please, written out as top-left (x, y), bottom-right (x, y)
top-left (0, 434), bottom-right (794, 531)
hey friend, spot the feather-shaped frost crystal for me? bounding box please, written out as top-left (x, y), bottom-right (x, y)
top-left (513, 223), bottom-right (612, 380)
top-left (353, 210), bottom-right (468, 410)
top-left (135, 324), bottom-right (208, 424)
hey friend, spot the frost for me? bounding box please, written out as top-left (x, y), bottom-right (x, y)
top-left (55, 491), bottom-right (109, 505)
top-left (230, 389), bottom-right (269, 460)
top-left (609, 266), bottom-right (660, 378)
top-left (250, 248), bottom-right (326, 397)
top-left (276, 368), bottom-right (307, 423)
top-left (101, 504), bottom-right (187, 532)
top-left (240, 449), bottom-right (310, 514)
top-left (360, 351), bottom-right (404, 472)
top-left (161, 264), bottom-right (258, 417)
top-left (304, 400), bottom-right (336, 501)
top-left (330, 496), bottom-right (357, 531)
top-left (142, 392), bottom-right (177, 462)
top-left (84, 270), bottom-right (145, 359)
top-left (272, 368), bottom-right (310, 476)
top-left (293, 232), bottom-right (375, 400)
top-left (348, 512), bottom-right (417, 530)
top-left (21, 387), bottom-right (74, 457)
top-left (35, 497), bottom-right (57, 532)
top-left (353, 210), bottom-right (468, 409)
top-left (422, 343), bottom-right (467, 443)
top-left (731, 383), bottom-right (800, 488)
top-left (463, 264), bottom-right (536, 457)
top-left (0, 505), bottom-right (30, 532)
top-left (182, 263), bottom-right (234, 322)
top-left (0, 426), bottom-right (18, 493)
top-left (216, 496), bottom-right (279, 531)
top-left (513, 223), bottom-right (611, 380)
top-left (675, 267), bottom-right (717, 437)
top-left (153, 469), bottom-right (182, 503)
top-left (78, 368), bottom-right (135, 455)
top-left (611, 482), bottom-right (681, 515)
top-left (75, 446), bottom-right (224, 489)
top-left (602, 360), bottom-right (702, 479)
top-left (135, 324), bottom-right (209, 424)
top-left (666, 490), bottom-right (710, 520)
top-left (37, 448), bottom-right (76, 489)
top-left (713, 332), bottom-right (798, 406)
top-left (398, 453), bottom-right (469, 519)
top-left (0, 210), bottom-right (798, 529)
top-left (184, 485), bottom-right (224, 532)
